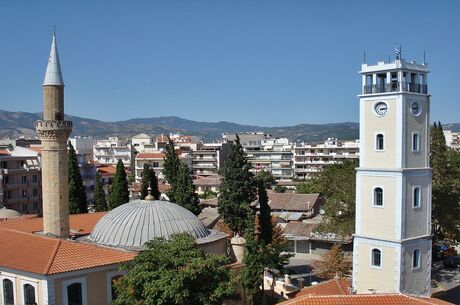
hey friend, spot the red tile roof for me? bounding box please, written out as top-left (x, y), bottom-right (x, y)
top-left (27, 146), bottom-right (42, 154)
top-left (282, 222), bottom-right (318, 238)
top-left (98, 165), bottom-right (116, 176)
top-left (0, 212), bottom-right (106, 235)
top-left (136, 152), bottom-right (165, 159)
top-left (267, 192), bottom-right (323, 212)
top-left (280, 294), bottom-right (453, 305)
top-left (0, 149), bottom-right (10, 155)
top-left (0, 228), bottom-right (135, 275)
top-left (283, 278), bottom-right (452, 305)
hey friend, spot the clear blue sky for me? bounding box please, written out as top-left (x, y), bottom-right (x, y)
top-left (0, 1), bottom-right (458, 126)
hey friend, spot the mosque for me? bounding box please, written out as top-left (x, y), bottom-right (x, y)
top-left (0, 33), bottom-right (227, 305)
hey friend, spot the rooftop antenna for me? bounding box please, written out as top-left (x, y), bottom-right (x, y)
top-left (363, 51), bottom-right (367, 64)
top-left (53, 25), bottom-right (56, 36)
top-left (423, 50), bottom-right (426, 64)
top-left (395, 43), bottom-right (401, 60)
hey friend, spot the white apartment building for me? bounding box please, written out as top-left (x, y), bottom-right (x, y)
top-left (131, 133), bottom-right (155, 152)
top-left (443, 130), bottom-right (460, 150)
top-left (294, 138), bottom-right (359, 179)
top-left (93, 136), bottom-right (132, 167)
top-left (191, 143), bottom-right (230, 176)
top-left (0, 146), bottom-right (42, 214)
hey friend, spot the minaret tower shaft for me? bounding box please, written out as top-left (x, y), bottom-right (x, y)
top-left (35, 33), bottom-right (72, 238)
top-left (352, 56), bottom-right (432, 296)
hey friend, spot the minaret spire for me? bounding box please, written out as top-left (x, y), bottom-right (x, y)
top-left (43, 29), bottom-right (64, 86)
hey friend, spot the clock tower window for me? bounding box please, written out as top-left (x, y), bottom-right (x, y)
top-left (375, 134), bottom-right (384, 151)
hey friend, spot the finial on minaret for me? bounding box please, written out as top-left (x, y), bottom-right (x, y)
top-left (43, 29), bottom-right (64, 86)
top-left (145, 185), bottom-right (154, 201)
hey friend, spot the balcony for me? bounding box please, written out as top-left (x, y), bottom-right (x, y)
top-left (363, 82), bottom-right (428, 95)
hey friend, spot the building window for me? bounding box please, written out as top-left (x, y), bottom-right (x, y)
top-left (413, 249), bottom-right (421, 269)
top-left (373, 187), bottom-right (383, 206)
top-left (3, 279), bottom-right (14, 305)
top-left (22, 189), bottom-right (28, 198)
top-left (23, 284), bottom-right (36, 305)
top-left (413, 187), bottom-right (421, 208)
top-left (32, 174), bottom-right (38, 183)
top-left (371, 248), bottom-right (382, 267)
top-left (22, 175), bottom-right (27, 184)
top-left (376, 134), bottom-right (384, 151)
top-left (412, 133), bottom-right (420, 151)
top-left (33, 188), bottom-right (38, 197)
top-left (67, 283), bottom-right (83, 305)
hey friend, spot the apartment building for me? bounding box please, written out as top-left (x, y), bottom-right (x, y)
top-left (191, 143), bottom-right (230, 176)
top-left (0, 146), bottom-right (42, 214)
top-left (294, 138), bottom-right (359, 179)
top-left (131, 133), bottom-right (155, 152)
top-left (93, 136), bottom-right (132, 167)
top-left (443, 130), bottom-right (460, 150)
top-left (134, 150), bottom-right (192, 183)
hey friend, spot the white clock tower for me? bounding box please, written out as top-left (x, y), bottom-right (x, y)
top-left (352, 55), bottom-right (432, 296)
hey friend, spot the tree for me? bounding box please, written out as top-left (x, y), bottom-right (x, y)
top-left (257, 180), bottom-right (272, 245)
top-left (140, 163), bottom-right (160, 200)
top-left (296, 179), bottom-right (320, 194)
top-left (170, 163), bottom-right (201, 215)
top-left (241, 225), bottom-right (265, 304)
top-left (93, 171), bottom-right (108, 212)
top-left (430, 122), bottom-right (460, 242)
top-left (109, 159), bottom-right (129, 210)
top-left (163, 138), bottom-right (180, 186)
top-left (113, 234), bottom-right (237, 305)
top-left (68, 141), bottom-right (87, 214)
top-left (218, 135), bottom-right (256, 236)
top-left (314, 159), bottom-right (358, 237)
top-left (313, 244), bottom-right (352, 280)
top-left (273, 185), bottom-right (286, 193)
top-left (254, 170), bottom-right (275, 189)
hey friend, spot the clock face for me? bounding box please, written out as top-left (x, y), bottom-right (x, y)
top-left (374, 102), bottom-right (388, 116)
top-left (411, 102), bottom-right (421, 115)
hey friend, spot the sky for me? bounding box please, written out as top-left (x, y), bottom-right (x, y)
top-left (0, 1), bottom-right (459, 126)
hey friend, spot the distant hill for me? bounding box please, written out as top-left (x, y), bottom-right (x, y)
top-left (0, 109), bottom-right (417, 142)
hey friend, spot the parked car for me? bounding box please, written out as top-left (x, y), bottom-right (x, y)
top-left (442, 256), bottom-right (460, 268)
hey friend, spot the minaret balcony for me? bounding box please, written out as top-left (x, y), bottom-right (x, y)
top-left (35, 120), bottom-right (73, 140)
top-left (363, 82), bottom-right (428, 95)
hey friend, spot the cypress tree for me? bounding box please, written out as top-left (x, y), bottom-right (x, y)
top-left (430, 122), bottom-right (460, 242)
top-left (93, 171), bottom-right (108, 212)
top-left (257, 180), bottom-right (272, 245)
top-left (163, 138), bottom-right (180, 186)
top-left (140, 163), bottom-right (160, 200)
top-left (109, 159), bottom-right (130, 210)
top-left (218, 134), bottom-right (256, 236)
top-left (171, 162), bottom-right (201, 215)
top-left (68, 141), bottom-right (87, 214)
top-left (241, 223), bottom-right (265, 304)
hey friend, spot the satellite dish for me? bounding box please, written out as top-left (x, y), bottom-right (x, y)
top-left (319, 209), bottom-right (325, 215)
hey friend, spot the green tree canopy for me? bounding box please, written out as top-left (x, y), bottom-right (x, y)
top-left (257, 180), bottom-right (272, 245)
top-left (113, 234), bottom-right (237, 305)
top-left (68, 141), bottom-right (87, 214)
top-left (273, 185), bottom-right (286, 193)
top-left (140, 163), bottom-right (160, 200)
top-left (109, 159), bottom-right (130, 210)
top-left (163, 138), bottom-right (180, 186)
top-left (93, 171), bottom-right (108, 212)
top-left (254, 170), bottom-right (276, 189)
top-left (313, 159), bottom-right (358, 237)
top-left (218, 135), bottom-right (256, 236)
top-left (170, 162), bottom-right (201, 215)
top-left (430, 122), bottom-right (460, 242)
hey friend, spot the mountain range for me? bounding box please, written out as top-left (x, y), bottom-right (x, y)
top-left (1, 109), bottom-right (459, 142)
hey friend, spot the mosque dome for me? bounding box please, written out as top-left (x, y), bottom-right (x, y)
top-left (0, 207), bottom-right (22, 219)
top-left (89, 199), bottom-right (210, 248)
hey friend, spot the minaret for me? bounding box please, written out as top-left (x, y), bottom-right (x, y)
top-left (353, 55), bottom-right (431, 296)
top-left (35, 33), bottom-right (72, 238)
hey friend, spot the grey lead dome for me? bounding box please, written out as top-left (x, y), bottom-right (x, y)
top-left (89, 199), bottom-right (210, 248)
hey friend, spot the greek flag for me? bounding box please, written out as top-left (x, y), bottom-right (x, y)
top-left (395, 44), bottom-right (401, 59)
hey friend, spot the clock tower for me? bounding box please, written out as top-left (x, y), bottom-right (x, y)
top-left (352, 56), bottom-right (431, 296)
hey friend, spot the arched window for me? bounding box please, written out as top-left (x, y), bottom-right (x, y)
top-left (3, 279), bottom-right (14, 305)
top-left (376, 134), bottom-right (384, 151)
top-left (413, 249), bottom-right (421, 269)
top-left (111, 275), bottom-right (123, 301)
top-left (374, 187), bottom-right (383, 206)
top-left (371, 248), bottom-right (382, 267)
top-left (67, 282), bottom-right (83, 305)
top-left (24, 284), bottom-right (36, 305)
top-left (413, 187), bottom-right (421, 208)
